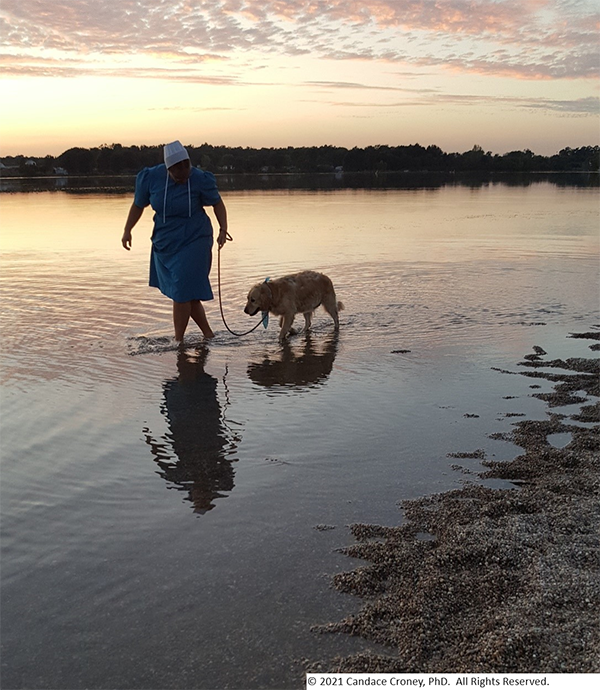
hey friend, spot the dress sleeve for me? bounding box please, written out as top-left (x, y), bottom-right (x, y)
top-left (133, 168), bottom-right (151, 208)
top-left (198, 171), bottom-right (222, 207)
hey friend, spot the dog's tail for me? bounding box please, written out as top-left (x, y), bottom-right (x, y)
top-left (337, 301), bottom-right (345, 312)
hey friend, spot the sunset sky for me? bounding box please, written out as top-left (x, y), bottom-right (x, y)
top-left (1, 0), bottom-right (598, 157)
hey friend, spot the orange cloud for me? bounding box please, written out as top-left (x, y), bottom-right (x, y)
top-left (1, 0), bottom-right (598, 79)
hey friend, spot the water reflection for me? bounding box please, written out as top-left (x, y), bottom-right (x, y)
top-left (247, 333), bottom-right (339, 390)
top-left (1, 171), bottom-right (597, 194)
top-left (144, 347), bottom-right (240, 515)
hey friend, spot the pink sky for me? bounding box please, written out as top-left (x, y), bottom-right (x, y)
top-left (1, 0), bottom-right (598, 156)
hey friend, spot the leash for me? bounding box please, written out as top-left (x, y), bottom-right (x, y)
top-left (217, 234), bottom-right (267, 337)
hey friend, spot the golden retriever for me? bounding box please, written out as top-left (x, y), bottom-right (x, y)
top-left (244, 271), bottom-right (344, 340)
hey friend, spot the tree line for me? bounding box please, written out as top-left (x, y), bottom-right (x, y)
top-left (2, 143), bottom-right (598, 176)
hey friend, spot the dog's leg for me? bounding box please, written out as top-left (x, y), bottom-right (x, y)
top-left (322, 295), bottom-right (340, 330)
top-left (279, 314), bottom-right (295, 340)
top-left (303, 311), bottom-right (312, 332)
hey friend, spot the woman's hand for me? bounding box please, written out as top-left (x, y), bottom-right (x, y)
top-left (121, 203), bottom-right (144, 250)
top-left (213, 200), bottom-right (229, 249)
top-left (122, 229), bottom-right (132, 250)
top-left (217, 227), bottom-right (231, 249)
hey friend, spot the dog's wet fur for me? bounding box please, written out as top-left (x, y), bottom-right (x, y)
top-left (244, 270), bottom-right (344, 340)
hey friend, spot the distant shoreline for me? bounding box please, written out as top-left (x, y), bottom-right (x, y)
top-left (2, 144), bottom-right (598, 179)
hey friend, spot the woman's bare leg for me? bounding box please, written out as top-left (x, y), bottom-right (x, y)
top-left (190, 300), bottom-right (215, 339)
top-left (173, 301), bottom-right (192, 342)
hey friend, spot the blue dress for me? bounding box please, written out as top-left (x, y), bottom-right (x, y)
top-left (134, 165), bottom-right (222, 302)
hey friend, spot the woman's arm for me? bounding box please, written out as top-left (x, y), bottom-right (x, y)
top-left (121, 203), bottom-right (144, 250)
top-left (213, 199), bottom-right (229, 249)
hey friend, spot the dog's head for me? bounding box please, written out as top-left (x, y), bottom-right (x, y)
top-left (244, 282), bottom-right (271, 316)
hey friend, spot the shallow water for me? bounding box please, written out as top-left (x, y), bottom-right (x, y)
top-left (1, 182), bottom-right (599, 689)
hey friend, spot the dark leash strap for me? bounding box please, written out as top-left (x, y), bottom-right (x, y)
top-left (217, 234), bottom-right (266, 337)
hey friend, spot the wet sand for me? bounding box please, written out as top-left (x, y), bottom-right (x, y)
top-left (313, 332), bottom-right (599, 674)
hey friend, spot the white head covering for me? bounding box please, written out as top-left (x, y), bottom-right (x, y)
top-left (164, 140), bottom-right (189, 169)
top-left (162, 141), bottom-right (192, 223)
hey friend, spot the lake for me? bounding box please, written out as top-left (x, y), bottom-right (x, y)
top-left (1, 177), bottom-right (598, 689)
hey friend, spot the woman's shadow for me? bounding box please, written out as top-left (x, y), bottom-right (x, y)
top-left (247, 332), bottom-right (339, 390)
top-left (144, 346), bottom-right (241, 515)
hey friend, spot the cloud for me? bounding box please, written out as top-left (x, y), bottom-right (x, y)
top-left (303, 80), bottom-right (439, 94)
top-left (0, 52), bottom-right (238, 82)
top-left (521, 96), bottom-right (600, 114)
top-left (324, 92), bottom-right (600, 116)
top-left (1, 0), bottom-right (598, 79)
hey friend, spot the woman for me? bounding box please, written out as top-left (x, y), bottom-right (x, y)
top-left (121, 140), bottom-right (229, 341)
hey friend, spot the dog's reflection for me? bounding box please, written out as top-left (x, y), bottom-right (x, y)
top-left (247, 333), bottom-right (339, 389)
top-left (144, 346), bottom-right (239, 515)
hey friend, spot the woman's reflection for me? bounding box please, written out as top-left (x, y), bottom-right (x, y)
top-left (144, 346), bottom-right (240, 515)
top-left (247, 332), bottom-right (339, 389)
